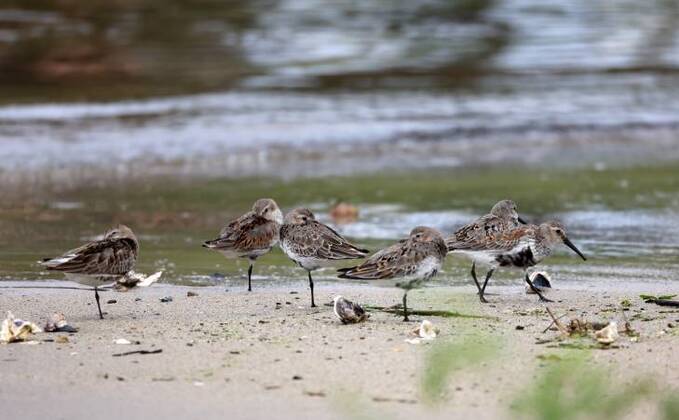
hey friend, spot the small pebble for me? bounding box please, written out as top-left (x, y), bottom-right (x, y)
top-left (107, 299), bottom-right (117, 304)
top-left (160, 296), bottom-right (173, 303)
top-left (292, 375), bottom-right (303, 380)
top-left (516, 325), bottom-right (525, 330)
top-left (187, 291), bottom-right (199, 297)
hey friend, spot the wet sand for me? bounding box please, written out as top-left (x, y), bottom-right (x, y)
top-left (1, 282), bottom-right (678, 420)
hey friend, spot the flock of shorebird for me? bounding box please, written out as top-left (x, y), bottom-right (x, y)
top-left (39, 199), bottom-right (587, 321)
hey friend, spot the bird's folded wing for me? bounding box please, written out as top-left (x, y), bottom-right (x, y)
top-left (40, 238), bottom-right (136, 274)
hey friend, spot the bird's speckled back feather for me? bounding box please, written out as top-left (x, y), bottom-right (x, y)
top-left (338, 227), bottom-right (447, 280)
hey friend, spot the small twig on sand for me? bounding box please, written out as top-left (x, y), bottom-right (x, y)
top-left (112, 349), bottom-right (162, 357)
top-left (545, 307), bottom-right (569, 335)
top-left (542, 312), bottom-right (569, 333)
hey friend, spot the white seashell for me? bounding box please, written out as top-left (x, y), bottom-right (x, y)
top-left (594, 322), bottom-right (619, 344)
top-left (113, 338), bottom-right (132, 345)
top-left (418, 320), bottom-right (439, 340)
top-left (1, 311), bottom-right (42, 344)
top-left (526, 272), bottom-right (552, 294)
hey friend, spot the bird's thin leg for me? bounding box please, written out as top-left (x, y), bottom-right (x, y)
top-left (308, 271), bottom-right (316, 308)
top-left (94, 286), bottom-right (104, 319)
top-left (470, 262), bottom-right (483, 295)
top-left (247, 260), bottom-right (254, 292)
top-left (402, 291), bottom-right (409, 322)
top-left (478, 268), bottom-right (494, 304)
top-left (524, 273), bottom-right (553, 303)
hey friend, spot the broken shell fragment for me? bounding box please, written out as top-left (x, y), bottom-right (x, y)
top-left (526, 272), bottom-right (552, 294)
top-left (418, 320), bottom-right (439, 340)
top-left (407, 320), bottom-right (440, 344)
top-left (333, 296), bottom-right (369, 324)
top-left (44, 313), bottom-right (78, 333)
top-left (114, 271), bottom-right (163, 291)
top-left (594, 321), bottom-right (619, 345)
top-left (1, 311), bottom-right (42, 344)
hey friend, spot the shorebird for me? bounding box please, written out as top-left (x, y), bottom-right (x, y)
top-left (333, 296), bottom-right (369, 324)
top-left (203, 198), bottom-right (283, 292)
top-left (446, 200), bottom-right (526, 302)
top-left (39, 224), bottom-right (139, 319)
top-left (279, 208), bottom-right (369, 307)
top-left (338, 226), bottom-right (447, 321)
top-left (447, 221), bottom-right (587, 302)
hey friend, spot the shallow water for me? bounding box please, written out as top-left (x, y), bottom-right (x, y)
top-left (0, 165), bottom-right (677, 291)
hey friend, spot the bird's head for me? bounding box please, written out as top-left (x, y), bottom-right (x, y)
top-left (253, 198), bottom-right (283, 224)
top-left (539, 221), bottom-right (587, 261)
top-left (409, 226), bottom-right (443, 243)
top-left (490, 199), bottom-right (527, 224)
top-left (284, 207), bottom-right (315, 225)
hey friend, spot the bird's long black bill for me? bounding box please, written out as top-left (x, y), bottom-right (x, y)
top-left (563, 237), bottom-right (587, 261)
top-left (518, 216), bottom-right (528, 224)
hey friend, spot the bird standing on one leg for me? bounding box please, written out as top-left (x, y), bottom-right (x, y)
top-left (39, 224), bottom-right (139, 319)
top-left (203, 198), bottom-right (283, 292)
top-left (446, 200), bottom-right (526, 303)
top-left (338, 226), bottom-right (447, 322)
top-left (279, 208), bottom-right (368, 308)
top-left (448, 221), bottom-right (587, 303)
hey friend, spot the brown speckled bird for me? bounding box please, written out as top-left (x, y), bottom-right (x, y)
top-left (203, 198), bottom-right (283, 292)
top-left (447, 221), bottom-right (587, 303)
top-left (338, 226), bottom-right (447, 321)
top-left (39, 224), bottom-right (139, 319)
top-left (446, 199), bottom-right (527, 302)
top-left (280, 208), bottom-right (369, 308)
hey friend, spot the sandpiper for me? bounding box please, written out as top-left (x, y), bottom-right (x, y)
top-left (333, 296), bottom-right (369, 324)
top-left (279, 208), bottom-right (369, 307)
top-left (39, 224), bottom-right (139, 319)
top-left (338, 226), bottom-right (447, 322)
top-left (203, 198), bottom-right (283, 292)
top-left (446, 199), bottom-right (526, 302)
top-left (447, 221), bottom-right (587, 302)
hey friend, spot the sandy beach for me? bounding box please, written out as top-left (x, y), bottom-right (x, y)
top-left (2, 281), bottom-right (678, 420)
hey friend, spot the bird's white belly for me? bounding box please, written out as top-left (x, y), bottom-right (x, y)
top-left (393, 256), bottom-right (442, 290)
top-left (293, 256), bottom-right (333, 271)
top-left (451, 250), bottom-right (497, 266)
top-left (65, 273), bottom-right (120, 287)
top-left (281, 241), bottom-right (324, 271)
top-left (416, 256), bottom-right (442, 278)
